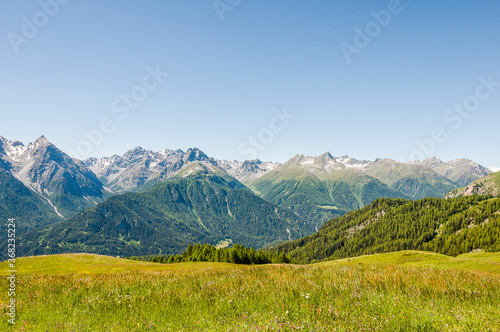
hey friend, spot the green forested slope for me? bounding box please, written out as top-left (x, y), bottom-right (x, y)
top-left (272, 196), bottom-right (500, 263)
top-left (0, 172), bottom-right (62, 233)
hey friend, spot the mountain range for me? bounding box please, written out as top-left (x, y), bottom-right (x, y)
top-left (246, 153), bottom-right (493, 227)
top-left (84, 146), bottom-right (280, 193)
top-left (16, 162), bottom-right (310, 257)
top-left (0, 134), bottom-right (497, 257)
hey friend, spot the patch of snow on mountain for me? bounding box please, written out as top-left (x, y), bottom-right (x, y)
top-left (300, 157), bottom-right (315, 166)
top-left (324, 160), bottom-right (342, 171)
top-left (335, 156), bottom-right (372, 170)
top-left (264, 161), bottom-right (280, 171)
top-left (3, 139), bottom-right (29, 162)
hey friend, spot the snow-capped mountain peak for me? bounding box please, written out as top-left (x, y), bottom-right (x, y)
top-left (34, 135), bottom-right (51, 146)
top-left (183, 147), bottom-right (211, 163)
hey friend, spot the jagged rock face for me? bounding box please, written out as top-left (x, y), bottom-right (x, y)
top-left (0, 137), bottom-right (12, 172)
top-left (420, 156), bottom-right (443, 169)
top-left (0, 135), bottom-right (107, 218)
top-left (25, 143), bottom-right (103, 198)
top-left (84, 147), bottom-right (202, 192)
top-left (1, 136), bottom-right (103, 198)
top-left (217, 159), bottom-right (281, 183)
top-left (85, 146), bottom-right (280, 192)
top-left (183, 148), bottom-right (211, 163)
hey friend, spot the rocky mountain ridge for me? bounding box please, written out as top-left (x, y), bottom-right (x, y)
top-left (0, 135), bottom-right (107, 218)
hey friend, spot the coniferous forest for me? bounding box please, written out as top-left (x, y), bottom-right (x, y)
top-left (272, 195), bottom-right (500, 263)
top-left (129, 243), bottom-right (292, 265)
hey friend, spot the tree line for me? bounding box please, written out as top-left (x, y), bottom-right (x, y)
top-left (128, 243), bottom-right (293, 265)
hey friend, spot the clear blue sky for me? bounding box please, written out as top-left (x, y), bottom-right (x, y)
top-left (1, 1), bottom-right (499, 167)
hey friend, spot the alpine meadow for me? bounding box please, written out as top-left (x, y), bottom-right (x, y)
top-left (2, 1), bottom-right (500, 331)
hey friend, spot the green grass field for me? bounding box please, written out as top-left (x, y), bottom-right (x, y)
top-left (1, 251), bottom-right (500, 331)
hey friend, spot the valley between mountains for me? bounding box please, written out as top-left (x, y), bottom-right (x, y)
top-left (0, 134), bottom-right (499, 260)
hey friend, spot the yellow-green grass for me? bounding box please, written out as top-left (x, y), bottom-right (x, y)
top-left (1, 251), bottom-right (500, 331)
top-left (0, 253), bottom-right (239, 275)
top-left (318, 250), bottom-right (500, 274)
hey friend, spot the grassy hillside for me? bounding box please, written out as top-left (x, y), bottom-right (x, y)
top-left (446, 171), bottom-right (500, 198)
top-left (1, 252), bottom-right (499, 331)
top-left (272, 195), bottom-right (500, 263)
top-left (364, 158), bottom-right (457, 199)
top-left (2, 250), bottom-right (498, 275)
top-left (318, 250), bottom-right (500, 274)
top-left (0, 253), bottom-right (238, 274)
